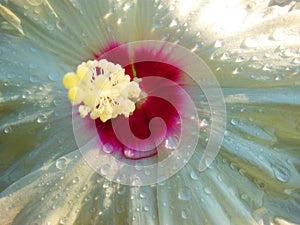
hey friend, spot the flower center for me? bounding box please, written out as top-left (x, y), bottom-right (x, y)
top-left (64, 45), bottom-right (184, 161)
top-left (95, 60), bottom-right (183, 160)
top-left (63, 59), bottom-right (142, 122)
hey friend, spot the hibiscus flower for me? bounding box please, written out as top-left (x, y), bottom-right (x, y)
top-left (0, 0), bottom-right (300, 225)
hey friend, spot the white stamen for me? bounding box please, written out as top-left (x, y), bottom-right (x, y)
top-left (63, 59), bottom-right (142, 122)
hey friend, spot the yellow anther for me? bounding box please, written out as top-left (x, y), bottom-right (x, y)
top-left (68, 86), bottom-right (84, 105)
top-left (76, 65), bottom-right (88, 80)
top-left (62, 59), bottom-right (143, 122)
top-left (63, 72), bottom-right (78, 89)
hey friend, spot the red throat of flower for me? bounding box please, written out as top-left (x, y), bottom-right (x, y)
top-left (94, 43), bottom-right (184, 160)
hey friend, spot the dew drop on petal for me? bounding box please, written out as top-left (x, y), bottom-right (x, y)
top-left (48, 72), bottom-right (59, 81)
top-left (190, 170), bottom-right (199, 180)
top-left (230, 118), bottom-right (239, 126)
top-left (272, 165), bottom-right (290, 183)
top-left (131, 175), bottom-right (142, 186)
top-left (30, 75), bottom-right (39, 83)
top-left (204, 187), bottom-right (212, 195)
top-left (59, 217), bottom-right (67, 224)
top-left (143, 206), bottom-right (150, 212)
top-left (37, 114), bottom-right (47, 123)
top-left (3, 126), bottom-right (12, 134)
top-left (100, 164), bottom-right (110, 176)
top-left (165, 135), bottom-right (179, 150)
top-left (57, 24), bottom-right (67, 33)
top-left (275, 75), bottom-right (283, 81)
top-left (22, 90), bottom-right (31, 99)
top-left (116, 174), bottom-right (127, 183)
top-left (72, 177), bottom-right (80, 184)
top-left (56, 157), bottom-right (67, 170)
top-left (181, 210), bottom-right (189, 219)
top-left (178, 187), bottom-right (192, 201)
top-left (18, 111), bottom-right (26, 120)
top-left (241, 193), bottom-right (248, 200)
top-left (102, 143), bottom-right (114, 154)
top-left (242, 38), bottom-right (258, 48)
top-left (214, 40), bottom-right (224, 48)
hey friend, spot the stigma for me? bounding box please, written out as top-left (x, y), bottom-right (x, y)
top-left (63, 59), bottom-right (142, 122)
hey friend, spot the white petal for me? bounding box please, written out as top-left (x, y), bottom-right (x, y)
top-left (0, 150), bottom-right (158, 225)
top-left (0, 33), bottom-right (75, 189)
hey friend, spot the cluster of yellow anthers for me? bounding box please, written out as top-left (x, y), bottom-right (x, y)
top-left (63, 59), bottom-right (142, 122)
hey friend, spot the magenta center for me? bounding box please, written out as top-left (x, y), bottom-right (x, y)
top-left (94, 45), bottom-right (184, 160)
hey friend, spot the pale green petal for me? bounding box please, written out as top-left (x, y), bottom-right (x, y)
top-left (157, 153), bottom-right (261, 225)
top-left (0, 33), bottom-right (76, 190)
top-left (0, 150), bottom-right (158, 225)
top-left (1, 0), bottom-right (300, 224)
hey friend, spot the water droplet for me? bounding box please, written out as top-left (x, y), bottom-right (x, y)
top-left (236, 56), bottom-right (245, 62)
top-left (220, 52), bottom-right (231, 60)
top-left (56, 157), bottom-right (67, 170)
top-left (27, 0), bottom-right (43, 7)
top-left (22, 90), bottom-right (31, 99)
top-left (30, 75), bottom-right (39, 83)
top-left (72, 177), bottom-right (79, 184)
top-left (124, 149), bottom-right (134, 158)
top-left (56, 20), bottom-right (67, 31)
top-left (190, 170), bottom-right (198, 180)
top-left (205, 158), bottom-right (215, 169)
top-left (53, 99), bottom-right (62, 106)
top-left (18, 111), bottom-right (26, 120)
top-left (59, 217), bottom-right (66, 224)
top-left (292, 58), bottom-right (300, 64)
top-left (100, 164), bottom-right (110, 175)
top-left (29, 62), bottom-right (37, 69)
top-left (271, 29), bottom-right (287, 41)
top-left (262, 64), bottom-right (272, 71)
top-left (230, 119), bottom-right (239, 126)
top-left (275, 75), bottom-right (283, 81)
top-left (46, 23), bottom-right (54, 31)
top-left (3, 126), bottom-right (12, 134)
top-left (117, 186), bottom-right (126, 195)
top-left (241, 193), bottom-right (248, 200)
top-left (102, 144), bottom-right (114, 154)
top-left (178, 187), bottom-right (192, 201)
top-left (7, 73), bottom-right (15, 79)
top-left (143, 206), bottom-right (150, 212)
top-left (272, 165), bottom-right (290, 183)
top-left (117, 17), bottom-right (126, 25)
top-left (134, 162), bottom-right (143, 171)
top-left (204, 187), bottom-right (212, 195)
top-left (214, 40), bottom-right (224, 48)
top-left (242, 38), bottom-right (258, 48)
top-left (116, 206), bottom-right (124, 214)
top-left (169, 18), bottom-right (179, 27)
top-left (144, 169), bottom-right (151, 176)
top-left (116, 174), bottom-right (127, 183)
top-left (131, 175), bottom-right (142, 186)
top-left (37, 114), bottom-right (47, 123)
top-left (82, 184), bottom-right (88, 191)
top-left (181, 210), bottom-right (189, 219)
top-left (48, 72), bottom-right (59, 81)
top-left (165, 135), bottom-right (179, 150)
top-left (34, 7), bottom-right (41, 14)
top-left (123, 2), bottom-right (133, 11)
top-left (191, 43), bottom-right (203, 52)
top-left (282, 49), bottom-right (293, 57)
